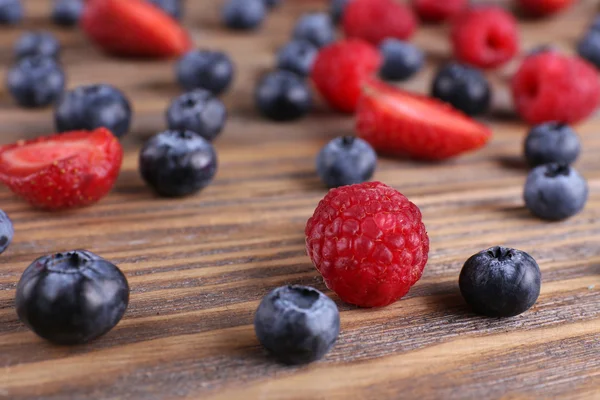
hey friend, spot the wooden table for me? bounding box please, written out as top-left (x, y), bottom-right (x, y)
top-left (1, 1), bottom-right (599, 399)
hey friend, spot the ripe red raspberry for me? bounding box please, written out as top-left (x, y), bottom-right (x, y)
top-left (451, 7), bottom-right (519, 69)
top-left (305, 182), bottom-right (429, 308)
top-left (311, 39), bottom-right (382, 113)
top-left (413, 0), bottom-right (467, 23)
top-left (512, 52), bottom-right (600, 125)
top-left (343, 0), bottom-right (417, 45)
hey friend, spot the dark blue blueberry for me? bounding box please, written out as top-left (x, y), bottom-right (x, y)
top-left (330, 0), bottom-right (349, 25)
top-left (176, 50), bottom-right (235, 95)
top-left (54, 84), bottom-right (132, 138)
top-left (276, 40), bottom-right (318, 77)
top-left (52, 0), bottom-right (83, 27)
top-left (222, 0), bottom-right (266, 30)
top-left (292, 12), bottom-right (335, 48)
top-left (147, 0), bottom-right (182, 20)
top-left (379, 38), bottom-right (424, 81)
top-left (577, 30), bottom-right (600, 69)
top-left (431, 63), bottom-right (491, 116)
top-left (255, 70), bottom-right (312, 121)
top-left (139, 130), bottom-right (218, 197)
top-left (524, 122), bottom-right (580, 167)
top-left (459, 247), bottom-right (541, 318)
top-left (263, 0), bottom-right (281, 9)
top-left (254, 285), bottom-right (340, 365)
top-left (7, 56), bottom-right (65, 108)
top-left (0, 0), bottom-right (23, 25)
top-left (15, 250), bottom-right (130, 345)
top-left (166, 90), bottom-right (227, 142)
top-left (316, 136), bottom-right (377, 188)
top-left (14, 32), bottom-right (60, 60)
top-left (0, 210), bottom-right (14, 255)
top-left (524, 163), bottom-right (588, 221)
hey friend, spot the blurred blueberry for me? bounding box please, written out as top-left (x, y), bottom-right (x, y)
top-left (176, 50), bottom-right (235, 95)
top-left (276, 40), bottom-right (318, 77)
top-left (52, 0), bottom-right (83, 27)
top-left (577, 30), bottom-right (600, 69)
top-left (379, 38), bottom-right (424, 81)
top-left (147, 0), bottom-right (182, 20)
top-left (292, 12), bottom-right (335, 48)
top-left (0, 0), bottom-right (23, 25)
top-left (7, 56), bottom-right (65, 108)
top-left (14, 32), bottom-right (60, 60)
top-left (330, 0), bottom-right (349, 25)
top-left (222, 0), bottom-right (266, 30)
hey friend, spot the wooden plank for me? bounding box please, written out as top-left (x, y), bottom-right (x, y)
top-left (0, 0), bottom-right (599, 399)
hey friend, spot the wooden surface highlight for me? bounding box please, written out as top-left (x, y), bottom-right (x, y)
top-left (0, 1), bottom-right (599, 399)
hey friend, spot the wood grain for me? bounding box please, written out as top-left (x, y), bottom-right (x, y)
top-left (0, 0), bottom-right (599, 399)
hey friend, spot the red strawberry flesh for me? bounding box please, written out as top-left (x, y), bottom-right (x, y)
top-left (0, 128), bottom-right (122, 210)
top-left (82, 0), bottom-right (192, 58)
top-left (369, 85), bottom-right (483, 132)
top-left (356, 80), bottom-right (492, 160)
top-left (1, 141), bottom-right (90, 177)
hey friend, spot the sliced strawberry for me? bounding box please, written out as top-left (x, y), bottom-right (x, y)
top-left (0, 128), bottom-right (123, 210)
top-left (82, 0), bottom-right (192, 58)
top-left (517, 0), bottom-right (575, 17)
top-left (355, 80), bottom-right (492, 160)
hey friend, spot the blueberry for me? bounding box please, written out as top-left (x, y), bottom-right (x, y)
top-left (524, 122), bottom-right (580, 167)
top-left (254, 285), bottom-right (340, 365)
top-left (147, 0), bottom-right (182, 20)
top-left (276, 40), bottom-right (318, 77)
top-left (316, 136), bottom-right (377, 188)
top-left (379, 39), bottom-right (424, 81)
top-left (55, 84), bottom-right (132, 138)
top-left (7, 56), bottom-right (65, 108)
top-left (14, 32), bottom-right (60, 60)
top-left (176, 50), bottom-right (235, 95)
top-left (577, 30), bottom-right (600, 69)
top-left (52, 0), bottom-right (83, 27)
top-left (0, 210), bottom-right (14, 255)
top-left (222, 0), bottom-right (266, 30)
top-left (255, 70), bottom-right (312, 121)
top-left (330, 0), bottom-right (349, 25)
top-left (459, 246), bottom-right (541, 318)
top-left (15, 250), bottom-right (129, 345)
top-left (0, 0), bottom-right (23, 25)
top-left (431, 63), bottom-right (491, 116)
top-left (263, 0), bottom-right (281, 9)
top-left (139, 130), bottom-right (218, 197)
top-left (524, 163), bottom-right (588, 221)
top-left (292, 12), bottom-right (335, 48)
top-left (166, 90), bottom-right (227, 141)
